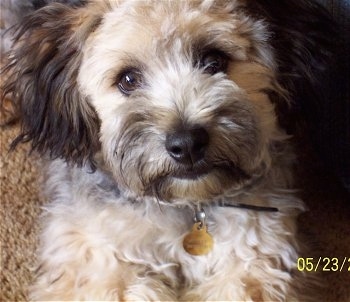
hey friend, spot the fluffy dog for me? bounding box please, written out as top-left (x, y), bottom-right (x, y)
top-left (1, 0), bottom-right (335, 300)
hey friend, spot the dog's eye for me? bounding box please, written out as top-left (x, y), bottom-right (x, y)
top-left (118, 69), bottom-right (143, 95)
top-left (200, 51), bottom-right (228, 75)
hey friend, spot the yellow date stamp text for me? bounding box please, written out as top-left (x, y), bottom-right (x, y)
top-left (297, 257), bottom-right (350, 272)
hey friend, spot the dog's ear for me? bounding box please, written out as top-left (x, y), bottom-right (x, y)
top-left (1, 2), bottom-right (107, 167)
top-left (244, 0), bottom-right (337, 134)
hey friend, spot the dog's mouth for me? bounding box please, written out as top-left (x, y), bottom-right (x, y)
top-left (143, 160), bottom-right (252, 201)
top-left (172, 164), bottom-right (211, 180)
top-left (170, 161), bottom-right (249, 181)
top-left (139, 161), bottom-right (253, 202)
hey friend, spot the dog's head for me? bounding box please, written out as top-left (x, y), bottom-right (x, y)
top-left (1, 0), bottom-right (334, 203)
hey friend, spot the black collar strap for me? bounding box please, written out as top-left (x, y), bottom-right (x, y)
top-left (219, 203), bottom-right (279, 212)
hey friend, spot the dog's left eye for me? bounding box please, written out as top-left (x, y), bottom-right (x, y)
top-left (200, 51), bottom-right (228, 75)
top-left (118, 69), bottom-right (143, 95)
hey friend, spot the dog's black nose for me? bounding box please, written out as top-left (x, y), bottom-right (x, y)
top-left (165, 127), bottom-right (209, 165)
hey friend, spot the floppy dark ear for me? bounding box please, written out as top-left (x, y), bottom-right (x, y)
top-left (1, 2), bottom-right (106, 167)
top-left (245, 0), bottom-right (337, 134)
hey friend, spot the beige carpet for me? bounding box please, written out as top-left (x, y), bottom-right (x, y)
top-left (1, 120), bottom-right (350, 301)
top-left (1, 123), bottom-right (42, 301)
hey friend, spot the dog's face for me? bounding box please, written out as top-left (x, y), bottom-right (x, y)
top-left (3, 0), bottom-right (286, 202)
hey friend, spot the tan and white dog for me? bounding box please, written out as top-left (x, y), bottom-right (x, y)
top-left (1, 0), bottom-right (335, 300)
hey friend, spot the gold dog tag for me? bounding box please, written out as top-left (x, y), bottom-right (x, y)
top-left (183, 222), bottom-right (213, 256)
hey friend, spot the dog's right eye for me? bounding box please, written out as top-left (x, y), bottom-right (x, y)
top-left (199, 50), bottom-right (229, 75)
top-left (118, 69), bottom-right (143, 95)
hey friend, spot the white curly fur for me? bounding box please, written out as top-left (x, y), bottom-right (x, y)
top-left (31, 159), bottom-right (306, 301)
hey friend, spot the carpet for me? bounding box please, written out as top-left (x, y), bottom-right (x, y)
top-left (1, 121), bottom-right (350, 301)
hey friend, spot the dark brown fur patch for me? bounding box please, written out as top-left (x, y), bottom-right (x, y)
top-left (244, 0), bottom-right (337, 134)
top-left (1, 3), bottom-right (105, 166)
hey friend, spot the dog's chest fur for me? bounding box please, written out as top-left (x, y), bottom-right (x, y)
top-left (33, 159), bottom-right (303, 300)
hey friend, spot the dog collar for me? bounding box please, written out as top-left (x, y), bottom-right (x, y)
top-left (218, 203), bottom-right (279, 212)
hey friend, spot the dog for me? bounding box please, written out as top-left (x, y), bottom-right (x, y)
top-left (1, 0), bottom-right (336, 300)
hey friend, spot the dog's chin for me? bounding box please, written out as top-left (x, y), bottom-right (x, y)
top-left (145, 164), bottom-right (251, 202)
